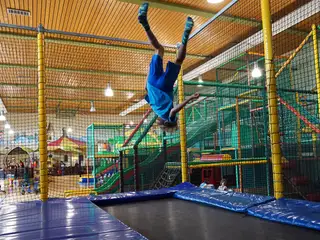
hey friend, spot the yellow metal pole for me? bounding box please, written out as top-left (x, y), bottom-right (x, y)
top-left (247, 51), bottom-right (288, 59)
top-left (261, 0), bottom-right (283, 199)
top-left (238, 89), bottom-right (258, 98)
top-left (167, 159), bottom-right (268, 169)
top-left (312, 24), bottom-right (320, 158)
top-left (275, 31), bottom-right (313, 78)
top-left (235, 97), bottom-right (243, 192)
top-left (178, 62), bottom-right (188, 183)
top-left (37, 25), bottom-right (48, 201)
top-left (312, 24), bottom-right (320, 116)
top-left (289, 63), bottom-right (302, 159)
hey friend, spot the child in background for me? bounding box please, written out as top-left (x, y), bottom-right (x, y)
top-left (99, 175), bottom-right (104, 186)
top-left (34, 176), bottom-right (39, 194)
top-left (217, 178), bottom-right (228, 191)
top-left (0, 181), bottom-right (5, 193)
top-left (13, 179), bottom-right (19, 190)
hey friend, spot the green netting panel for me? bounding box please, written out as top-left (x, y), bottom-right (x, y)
top-left (275, 29), bottom-right (320, 200)
top-left (0, 30), bottom-right (39, 204)
top-left (242, 164), bottom-right (269, 195)
top-left (181, 48), bottom-right (272, 194)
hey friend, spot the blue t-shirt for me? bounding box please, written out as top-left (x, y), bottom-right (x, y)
top-left (145, 83), bottom-right (175, 122)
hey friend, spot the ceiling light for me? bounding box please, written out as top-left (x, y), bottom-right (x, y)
top-left (126, 92), bottom-right (135, 99)
top-left (7, 8), bottom-right (31, 16)
top-left (0, 111), bottom-right (6, 121)
top-left (197, 75), bottom-right (203, 87)
top-left (130, 121), bottom-right (134, 126)
top-left (90, 101), bottom-right (96, 112)
top-left (8, 129), bottom-right (14, 135)
top-left (252, 62), bottom-right (262, 78)
top-left (4, 122), bottom-right (10, 129)
top-left (207, 0), bottom-right (224, 3)
top-left (67, 127), bottom-right (72, 133)
top-left (105, 82), bottom-right (114, 97)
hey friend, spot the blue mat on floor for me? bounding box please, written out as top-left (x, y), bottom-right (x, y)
top-left (174, 188), bottom-right (275, 212)
top-left (90, 182), bottom-right (196, 205)
top-left (169, 182), bottom-right (196, 190)
top-left (0, 198), bottom-right (147, 240)
top-left (248, 198), bottom-right (320, 231)
top-left (90, 188), bottom-right (176, 204)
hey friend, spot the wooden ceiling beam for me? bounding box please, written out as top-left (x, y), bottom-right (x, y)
top-left (0, 32), bottom-right (207, 59)
top-left (0, 63), bottom-right (146, 78)
top-left (6, 105), bottom-right (128, 112)
top-left (1, 96), bottom-right (139, 104)
top-left (46, 38), bottom-right (207, 59)
top-left (119, 0), bottom-right (258, 26)
top-left (119, 0), bottom-right (307, 36)
top-left (0, 83), bottom-right (145, 93)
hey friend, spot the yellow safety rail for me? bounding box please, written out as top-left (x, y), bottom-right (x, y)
top-left (237, 89), bottom-right (259, 98)
top-left (168, 159), bottom-right (268, 169)
top-left (275, 31), bottom-right (313, 78)
top-left (218, 100), bottom-right (250, 111)
top-left (64, 189), bottom-right (97, 198)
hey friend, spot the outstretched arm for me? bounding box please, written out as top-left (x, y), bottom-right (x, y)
top-left (170, 93), bottom-right (200, 118)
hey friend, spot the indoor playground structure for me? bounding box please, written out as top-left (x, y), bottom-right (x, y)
top-left (0, 0), bottom-right (320, 239)
top-left (84, 121), bottom-right (161, 190)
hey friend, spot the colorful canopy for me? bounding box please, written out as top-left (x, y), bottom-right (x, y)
top-left (48, 136), bottom-right (86, 153)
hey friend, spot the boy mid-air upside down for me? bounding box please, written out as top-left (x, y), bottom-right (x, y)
top-left (138, 3), bottom-right (200, 133)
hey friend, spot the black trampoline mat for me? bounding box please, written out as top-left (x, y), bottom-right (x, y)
top-left (101, 199), bottom-right (320, 240)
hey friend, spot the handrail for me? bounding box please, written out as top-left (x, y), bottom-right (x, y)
top-left (117, 145), bottom-right (134, 152)
top-left (122, 109), bottom-right (152, 147)
top-left (118, 111), bottom-right (158, 151)
top-left (134, 114), bottom-right (158, 147)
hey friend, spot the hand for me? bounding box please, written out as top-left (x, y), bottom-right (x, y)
top-left (191, 92), bottom-right (200, 100)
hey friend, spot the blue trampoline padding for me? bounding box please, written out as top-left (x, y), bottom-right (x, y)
top-left (248, 198), bottom-right (320, 231)
top-left (90, 188), bottom-right (177, 205)
top-left (174, 188), bottom-right (275, 212)
top-left (91, 182), bottom-right (196, 205)
top-left (0, 198), bottom-right (147, 240)
top-left (169, 182), bottom-right (196, 190)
